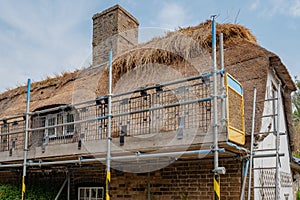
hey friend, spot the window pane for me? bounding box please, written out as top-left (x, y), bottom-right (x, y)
top-left (48, 117), bottom-right (56, 126)
top-left (57, 113), bottom-right (63, 124)
top-left (57, 113), bottom-right (63, 136)
top-left (48, 128), bottom-right (55, 136)
top-left (78, 187), bottom-right (104, 200)
top-left (66, 113), bottom-right (74, 123)
top-left (86, 189), bottom-right (89, 198)
top-left (97, 188), bottom-right (103, 198)
top-left (91, 188), bottom-right (97, 197)
top-left (80, 188), bottom-right (85, 197)
top-left (66, 113), bottom-right (74, 135)
top-left (47, 116), bottom-right (56, 137)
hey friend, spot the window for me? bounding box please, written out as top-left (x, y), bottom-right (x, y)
top-left (46, 114), bottom-right (56, 137)
top-left (65, 113), bottom-right (75, 134)
top-left (40, 111), bottom-right (75, 138)
top-left (78, 187), bottom-right (104, 200)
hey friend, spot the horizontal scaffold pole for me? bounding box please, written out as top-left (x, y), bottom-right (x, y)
top-left (112, 70), bottom-right (222, 98)
top-left (0, 149), bottom-right (225, 168)
top-left (27, 96), bottom-right (212, 133)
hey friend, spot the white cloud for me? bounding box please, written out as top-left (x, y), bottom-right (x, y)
top-left (249, 0), bottom-right (300, 18)
top-left (158, 2), bottom-right (189, 29)
top-left (250, 0), bottom-right (261, 10)
top-left (289, 0), bottom-right (300, 17)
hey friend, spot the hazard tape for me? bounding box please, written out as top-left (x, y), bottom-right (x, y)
top-left (214, 174), bottom-right (220, 200)
top-left (106, 171), bottom-right (111, 200)
top-left (22, 176), bottom-right (26, 200)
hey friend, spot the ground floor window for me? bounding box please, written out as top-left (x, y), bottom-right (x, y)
top-left (78, 187), bottom-right (104, 200)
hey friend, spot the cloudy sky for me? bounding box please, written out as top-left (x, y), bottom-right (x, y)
top-left (0, 0), bottom-right (299, 93)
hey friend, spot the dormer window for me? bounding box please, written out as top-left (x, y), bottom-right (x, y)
top-left (46, 114), bottom-right (56, 137)
top-left (44, 112), bottom-right (75, 138)
top-left (32, 106), bottom-right (76, 140)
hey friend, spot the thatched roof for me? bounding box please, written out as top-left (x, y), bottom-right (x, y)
top-left (0, 71), bottom-right (77, 118)
top-left (98, 21), bottom-right (258, 89)
top-left (0, 20), bottom-right (296, 149)
top-left (98, 20), bottom-right (296, 150)
top-left (0, 66), bottom-right (105, 118)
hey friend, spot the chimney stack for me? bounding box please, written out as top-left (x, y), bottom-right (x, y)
top-left (92, 4), bottom-right (139, 66)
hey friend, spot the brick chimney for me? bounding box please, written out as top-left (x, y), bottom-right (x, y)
top-left (92, 4), bottom-right (139, 66)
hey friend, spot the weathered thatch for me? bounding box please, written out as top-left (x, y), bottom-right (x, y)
top-left (0, 66), bottom-right (105, 118)
top-left (0, 71), bottom-right (78, 118)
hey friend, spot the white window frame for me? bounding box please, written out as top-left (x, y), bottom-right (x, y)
top-left (64, 112), bottom-right (75, 136)
top-left (45, 114), bottom-right (57, 138)
top-left (44, 111), bottom-right (75, 138)
top-left (78, 187), bottom-right (104, 200)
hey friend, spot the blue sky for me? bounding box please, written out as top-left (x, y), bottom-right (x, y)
top-left (0, 0), bottom-right (299, 92)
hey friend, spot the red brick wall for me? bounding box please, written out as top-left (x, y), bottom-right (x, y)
top-left (0, 159), bottom-right (252, 199)
top-left (108, 159), bottom-right (248, 200)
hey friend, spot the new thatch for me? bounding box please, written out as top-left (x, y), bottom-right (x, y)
top-left (97, 20), bottom-right (258, 90)
top-left (97, 20), bottom-right (296, 150)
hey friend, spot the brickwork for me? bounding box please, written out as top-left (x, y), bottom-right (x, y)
top-left (92, 5), bottom-right (139, 66)
top-left (0, 171), bottom-right (21, 184)
top-left (0, 159), bottom-right (253, 199)
top-left (109, 159), bottom-right (247, 200)
top-left (1, 160), bottom-right (248, 199)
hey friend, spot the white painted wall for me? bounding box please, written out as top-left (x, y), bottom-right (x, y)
top-left (253, 69), bottom-right (294, 200)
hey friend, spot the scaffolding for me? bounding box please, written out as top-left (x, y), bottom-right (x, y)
top-left (0, 71), bottom-right (225, 199)
top-left (250, 84), bottom-right (283, 200)
top-left (0, 72), bottom-right (222, 158)
top-left (243, 79), bottom-right (296, 200)
top-left (0, 19), bottom-right (249, 199)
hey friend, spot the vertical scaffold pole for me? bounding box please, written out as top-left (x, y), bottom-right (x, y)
top-left (240, 159), bottom-right (250, 200)
top-left (212, 15), bottom-right (220, 200)
top-left (247, 88), bottom-right (256, 200)
top-left (219, 33), bottom-right (226, 127)
top-left (22, 79), bottom-right (31, 200)
top-left (106, 51), bottom-right (113, 200)
top-left (67, 170), bottom-right (71, 200)
top-left (275, 84), bottom-right (281, 200)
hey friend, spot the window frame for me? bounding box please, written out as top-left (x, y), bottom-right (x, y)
top-left (78, 187), bottom-right (104, 200)
top-left (43, 111), bottom-right (75, 138)
top-left (45, 114), bottom-right (57, 138)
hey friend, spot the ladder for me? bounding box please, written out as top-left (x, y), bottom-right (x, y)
top-left (248, 84), bottom-right (284, 200)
